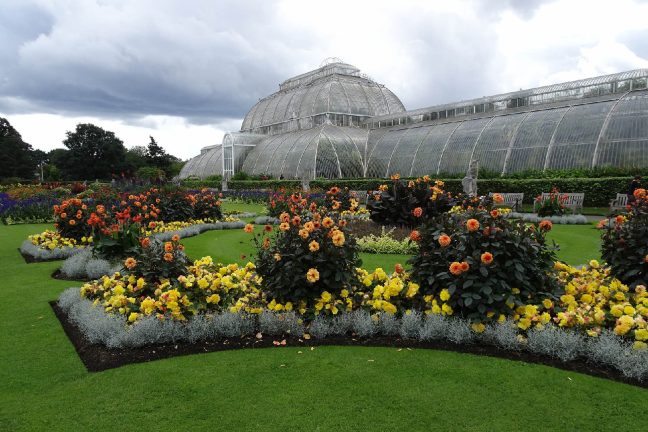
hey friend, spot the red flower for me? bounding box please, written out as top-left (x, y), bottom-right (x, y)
top-left (395, 263), bottom-right (404, 274)
top-left (481, 252), bottom-right (494, 265)
top-left (410, 230), bottom-right (421, 242)
top-left (412, 207), bottom-right (423, 217)
top-left (539, 220), bottom-right (553, 231)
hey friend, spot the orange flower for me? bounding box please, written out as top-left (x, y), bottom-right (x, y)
top-left (461, 261), bottom-right (470, 272)
top-left (279, 212), bottom-right (290, 223)
top-left (309, 240), bottom-right (320, 252)
top-left (68, 219), bottom-right (76, 225)
top-left (390, 173), bottom-right (401, 181)
top-left (615, 215), bottom-right (625, 224)
top-left (449, 262), bottom-right (463, 276)
top-left (306, 268), bottom-right (320, 283)
top-left (60, 212), bottom-right (67, 219)
top-left (292, 215), bottom-right (301, 226)
top-left (163, 252), bottom-right (173, 262)
top-left (148, 221), bottom-right (157, 229)
top-left (140, 238), bottom-right (150, 248)
top-left (279, 222), bottom-right (290, 232)
top-left (164, 242), bottom-right (173, 252)
top-left (644, 254), bottom-right (648, 263)
top-left (466, 219), bottom-right (480, 232)
top-left (303, 221), bottom-right (315, 232)
top-left (410, 230), bottom-right (421, 242)
top-left (322, 217), bottom-right (334, 228)
top-left (339, 219), bottom-right (347, 227)
top-left (331, 230), bottom-right (345, 247)
top-left (264, 224), bottom-right (273, 232)
top-left (244, 223), bottom-right (254, 233)
top-left (96, 205), bottom-right (105, 214)
top-left (171, 234), bottom-right (180, 242)
top-left (299, 229), bottom-right (309, 240)
top-left (395, 263), bottom-right (403, 274)
top-left (490, 209), bottom-right (499, 218)
top-left (412, 207), bottom-right (423, 217)
top-left (481, 252), bottom-right (494, 265)
top-left (438, 234), bottom-right (451, 247)
top-left (274, 253), bottom-right (281, 261)
top-left (329, 186), bottom-right (340, 195)
top-left (124, 257), bottom-right (137, 270)
top-left (539, 220), bottom-right (553, 231)
top-left (492, 193), bottom-right (504, 204)
top-left (178, 244), bottom-right (185, 251)
top-left (262, 237), bottom-right (271, 249)
top-left (634, 188), bottom-right (646, 199)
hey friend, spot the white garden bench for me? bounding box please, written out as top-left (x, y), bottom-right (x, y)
top-left (535, 192), bottom-right (584, 214)
top-left (609, 193), bottom-right (629, 212)
top-left (488, 192), bottom-right (524, 211)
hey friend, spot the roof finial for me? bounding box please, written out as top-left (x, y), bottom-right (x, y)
top-left (320, 57), bottom-right (343, 67)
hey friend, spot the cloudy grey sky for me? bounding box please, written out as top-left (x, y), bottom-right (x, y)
top-left (2, 0), bottom-right (648, 159)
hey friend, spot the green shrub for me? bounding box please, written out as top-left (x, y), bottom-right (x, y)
top-left (191, 189), bottom-right (222, 220)
top-left (366, 177), bottom-right (454, 227)
top-left (251, 210), bottom-right (360, 310)
top-left (408, 208), bottom-right (559, 323)
top-left (601, 190), bottom-right (648, 287)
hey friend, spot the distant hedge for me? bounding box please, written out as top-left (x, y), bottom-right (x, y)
top-left (182, 177), bottom-right (634, 207)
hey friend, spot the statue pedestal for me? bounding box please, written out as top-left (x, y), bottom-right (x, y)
top-left (221, 180), bottom-right (228, 192)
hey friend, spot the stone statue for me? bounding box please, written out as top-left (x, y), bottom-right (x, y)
top-left (462, 159), bottom-right (479, 197)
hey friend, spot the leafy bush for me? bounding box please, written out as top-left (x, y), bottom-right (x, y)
top-left (190, 188), bottom-right (222, 220)
top-left (601, 189), bottom-right (648, 287)
top-left (316, 186), bottom-right (359, 214)
top-left (126, 236), bottom-right (188, 281)
top-left (250, 209), bottom-right (361, 310)
top-left (367, 176), bottom-right (455, 227)
top-left (535, 188), bottom-right (568, 216)
top-left (409, 207), bottom-right (559, 323)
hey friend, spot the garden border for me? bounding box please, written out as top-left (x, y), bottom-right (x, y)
top-left (52, 292), bottom-right (648, 387)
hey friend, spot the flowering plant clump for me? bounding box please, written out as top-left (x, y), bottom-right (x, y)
top-left (249, 206), bottom-right (361, 310)
top-left (352, 267), bottom-right (421, 315)
top-left (512, 261), bottom-right (648, 349)
top-left (266, 190), bottom-right (312, 218)
top-left (356, 227), bottom-right (418, 254)
top-left (125, 235), bottom-right (189, 281)
top-left (409, 207), bottom-right (559, 323)
top-left (191, 188), bottom-right (223, 220)
top-left (367, 175), bottom-right (455, 227)
top-left (53, 198), bottom-right (97, 240)
top-left (28, 230), bottom-right (93, 250)
top-left (80, 256), bottom-right (262, 322)
top-left (601, 188), bottom-right (648, 287)
top-left (317, 186), bottom-right (359, 214)
top-left (535, 188), bottom-right (568, 217)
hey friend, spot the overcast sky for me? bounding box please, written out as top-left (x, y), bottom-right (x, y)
top-left (2, 0), bottom-right (648, 160)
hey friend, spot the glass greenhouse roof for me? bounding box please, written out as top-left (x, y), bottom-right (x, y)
top-left (178, 64), bottom-right (648, 180)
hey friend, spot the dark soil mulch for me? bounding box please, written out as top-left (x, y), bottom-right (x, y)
top-left (51, 269), bottom-right (90, 282)
top-left (347, 220), bottom-right (412, 241)
top-left (50, 301), bottom-right (647, 387)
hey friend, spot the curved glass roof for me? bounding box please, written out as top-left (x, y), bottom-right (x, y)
top-left (241, 62), bottom-right (405, 133)
top-left (178, 145), bottom-right (223, 179)
top-left (364, 89), bottom-right (648, 176)
top-left (241, 124), bottom-right (367, 179)
top-left (180, 64), bottom-right (648, 180)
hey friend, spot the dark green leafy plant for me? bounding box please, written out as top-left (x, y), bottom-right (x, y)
top-left (93, 220), bottom-right (141, 260)
top-left (367, 177), bottom-right (454, 227)
top-left (191, 189), bottom-right (222, 220)
top-left (601, 190), bottom-right (648, 287)
top-left (252, 210), bottom-right (361, 309)
top-left (408, 208), bottom-right (559, 323)
top-left (127, 236), bottom-right (188, 282)
top-left (535, 188), bottom-right (567, 217)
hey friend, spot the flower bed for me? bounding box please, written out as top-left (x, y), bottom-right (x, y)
top-left (356, 227), bottom-right (417, 254)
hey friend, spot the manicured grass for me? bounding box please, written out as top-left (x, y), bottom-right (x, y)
top-left (221, 200), bottom-right (267, 215)
top-left (1, 222), bottom-right (645, 431)
top-left (546, 224), bottom-right (602, 265)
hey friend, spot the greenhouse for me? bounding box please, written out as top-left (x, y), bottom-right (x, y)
top-left (179, 61), bottom-right (648, 180)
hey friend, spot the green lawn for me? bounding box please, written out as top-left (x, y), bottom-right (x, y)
top-left (0, 222), bottom-right (645, 431)
top-left (546, 224), bottom-right (602, 265)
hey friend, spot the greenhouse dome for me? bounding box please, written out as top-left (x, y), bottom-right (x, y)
top-left (179, 63), bottom-right (648, 180)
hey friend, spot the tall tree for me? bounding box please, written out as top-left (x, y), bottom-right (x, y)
top-left (145, 136), bottom-right (172, 172)
top-left (0, 117), bottom-right (38, 179)
top-left (62, 123), bottom-right (128, 180)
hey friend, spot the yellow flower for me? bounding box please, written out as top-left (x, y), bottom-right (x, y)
top-left (306, 268), bottom-right (320, 283)
top-left (309, 240), bottom-right (320, 252)
top-left (542, 299), bottom-right (553, 309)
top-left (320, 291), bottom-right (331, 302)
top-left (128, 312), bottom-right (139, 323)
top-left (439, 289), bottom-right (450, 302)
top-left (589, 259), bottom-right (600, 269)
top-left (206, 294), bottom-right (221, 304)
top-left (471, 322), bottom-right (485, 333)
top-left (635, 328), bottom-right (648, 341)
top-left (633, 341), bottom-right (647, 350)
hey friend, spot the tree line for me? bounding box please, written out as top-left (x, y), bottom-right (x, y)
top-left (0, 117), bottom-right (184, 182)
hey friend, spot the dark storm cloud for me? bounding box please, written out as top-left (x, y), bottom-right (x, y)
top-left (0, 0), bottom-right (296, 122)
